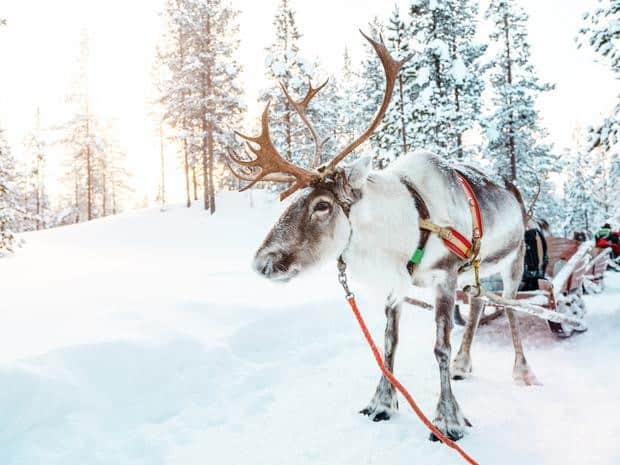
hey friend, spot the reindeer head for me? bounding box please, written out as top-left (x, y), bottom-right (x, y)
top-left (227, 32), bottom-right (409, 281)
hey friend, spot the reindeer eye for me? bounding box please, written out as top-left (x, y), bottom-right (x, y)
top-left (314, 201), bottom-right (331, 212)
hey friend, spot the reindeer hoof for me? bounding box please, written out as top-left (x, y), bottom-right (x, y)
top-left (513, 362), bottom-right (542, 386)
top-left (429, 418), bottom-right (472, 442)
top-left (430, 409), bottom-right (472, 442)
top-left (359, 407), bottom-right (392, 422)
top-left (451, 356), bottom-right (472, 381)
top-left (429, 429), bottom-right (463, 442)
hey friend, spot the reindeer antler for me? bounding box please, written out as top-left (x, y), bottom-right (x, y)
top-left (326, 31), bottom-right (412, 170)
top-left (227, 31), bottom-right (409, 201)
top-left (228, 101), bottom-right (317, 200)
top-left (279, 79), bottom-right (328, 168)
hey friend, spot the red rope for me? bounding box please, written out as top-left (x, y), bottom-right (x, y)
top-left (346, 295), bottom-right (479, 465)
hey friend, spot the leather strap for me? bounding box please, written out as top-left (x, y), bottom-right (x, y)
top-left (400, 178), bottom-right (432, 276)
top-left (404, 170), bottom-right (485, 275)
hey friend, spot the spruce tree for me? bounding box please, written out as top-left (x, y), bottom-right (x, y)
top-left (378, 4), bottom-right (413, 159)
top-left (61, 30), bottom-right (108, 222)
top-left (160, 0), bottom-right (244, 213)
top-left (21, 108), bottom-right (50, 230)
top-left (578, 0), bottom-right (619, 219)
top-left (357, 17), bottom-right (388, 167)
top-left (484, 0), bottom-right (557, 205)
top-left (260, 0), bottom-right (317, 168)
top-left (334, 46), bottom-right (360, 148)
top-left (407, 0), bottom-right (485, 160)
top-left (0, 130), bottom-right (21, 254)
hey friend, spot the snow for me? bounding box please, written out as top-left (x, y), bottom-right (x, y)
top-left (451, 57), bottom-right (467, 84)
top-left (429, 38), bottom-right (450, 61)
top-left (416, 66), bottom-right (431, 85)
top-left (2, 191), bottom-right (620, 465)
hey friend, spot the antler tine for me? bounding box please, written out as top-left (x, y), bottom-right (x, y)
top-left (279, 79), bottom-right (329, 168)
top-left (327, 30), bottom-right (412, 170)
top-left (226, 148), bottom-right (296, 185)
top-left (226, 101), bottom-right (317, 199)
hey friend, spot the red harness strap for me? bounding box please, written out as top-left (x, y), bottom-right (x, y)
top-left (420, 171), bottom-right (483, 262)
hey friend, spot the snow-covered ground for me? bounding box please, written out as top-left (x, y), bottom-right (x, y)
top-left (2, 192), bottom-right (619, 465)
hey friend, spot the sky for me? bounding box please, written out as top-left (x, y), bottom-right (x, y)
top-left (0, 0), bottom-right (616, 206)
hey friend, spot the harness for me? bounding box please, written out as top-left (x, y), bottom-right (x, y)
top-left (333, 168), bottom-right (484, 288)
top-left (402, 171), bottom-right (484, 281)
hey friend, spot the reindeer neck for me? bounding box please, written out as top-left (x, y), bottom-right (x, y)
top-left (342, 172), bottom-right (423, 293)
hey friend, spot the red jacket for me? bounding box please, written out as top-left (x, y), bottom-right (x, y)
top-left (596, 232), bottom-right (620, 256)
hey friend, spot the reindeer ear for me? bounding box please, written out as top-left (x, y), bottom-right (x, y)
top-left (343, 155), bottom-right (372, 188)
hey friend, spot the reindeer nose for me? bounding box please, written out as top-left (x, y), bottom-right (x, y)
top-left (254, 251), bottom-right (277, 277)
top-left (254, 250), bottom-right (294, 278)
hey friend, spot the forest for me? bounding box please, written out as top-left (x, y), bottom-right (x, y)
top-left (0, 0), bottom-right (618, 255)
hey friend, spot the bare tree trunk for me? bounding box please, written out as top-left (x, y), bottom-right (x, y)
top-left (101, 170), bottom-right (106, 216)
top-left (74, 167), bottom-right (80, 223)
top-left (183, 140), bottom-right (191, 208)
top-left (111, 174), bottom-right (118, 215)
top-left (206, 15), bottom-right (215, 214)
top-left (397, 74), bottom-right (408, 156)
top-left (431, 12), bottom-right (445, 150)
top-left (159, 120), bottom-right (166, 210)
top-left (454, 87), bottom-right (463, 159)
top-left (503, 13), bottom-right (517, 181)
top-left (86, 144), bottom-right (92, 220)
top-left (85, 100), bottom-right (93, 221)
top-left (176, 8), bottom-right (191, 209)
top-left (201, 76), bottom-right (209, 211)
top-left (207, 123), bottom-right (215, 214)
top-left (192, 165), bottom-right (198, 201)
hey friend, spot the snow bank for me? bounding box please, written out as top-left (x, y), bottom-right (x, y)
top-left (1, 191), bottom-right (620, 465)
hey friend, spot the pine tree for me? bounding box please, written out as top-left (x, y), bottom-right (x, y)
top-left (378, 4), bottom-right (413, 160)
top-left (310, 66), bottom-right (340, 165)
top-left (562, 126), bottom-right (604, 235)
top-left (0, 130), bottom-right (21, 254)
top-left (160, 0), bottom-right (244, 213)
top-left (260, 0), bottom-right (319, 168)
top-left (334, 46), bottom-right (360, 148)
top-left (407, 0), bottom-right (485, 160)
top-left (484, 0), bottom-right (557, 204)
top-left (60, 29), bottom-right (109, 222)
top-left (21, 108), bottom-right (50, 230)
top-left (578, 0), bottom-right (619, 219)
top-left (158, 3), bottom-right (193, 208)
top-left (357, 17), bottom-right (388, 167)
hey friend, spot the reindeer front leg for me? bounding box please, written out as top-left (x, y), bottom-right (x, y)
top-left (431, 275), bottom-right (471, 441)
top-left (360, 300), bottom-right (400, 422)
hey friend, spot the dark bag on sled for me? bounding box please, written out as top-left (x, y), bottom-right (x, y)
top-left (519, 228), bottom-right (548, 291)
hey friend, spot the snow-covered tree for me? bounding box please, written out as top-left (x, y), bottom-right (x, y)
top-left (484, 0), bottom-right (558, 205)
top-left (334, 46), bottom-right (360, 148)
top-left (0, 130), bottom-right (22, 254)
top-left (407, 0), bottom-right (486, 160)
top-left (311, 70), bottom-right (340, 165)
top-left (160, 0), bottom-right (244, 213)
top-left (377, 4), bottom-right (414, 160)
top-left (357, 17), bottom-right (388, 167)
top-left (60, 30), bottom-right (109, 222)
top-left (563, 149), bottom-right (593, 234)
top-left (20, 108), bottom-right (50, 230)
top-left (578, 0), bottom-right (619, 219)
top-left (259, 0), bottom-right (319, 168)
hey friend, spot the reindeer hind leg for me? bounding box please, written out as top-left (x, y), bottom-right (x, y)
top-left (451, 296), bottom-right (485, 380)
top-left (502, 247), bottom-right (541, 386)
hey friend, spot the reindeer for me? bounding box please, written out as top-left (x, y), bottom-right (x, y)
top-left (227, 33), bottom-right (538, 441)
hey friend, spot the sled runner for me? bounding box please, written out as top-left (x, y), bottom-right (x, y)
top-left (448, 237), bottom-right (611, 337)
